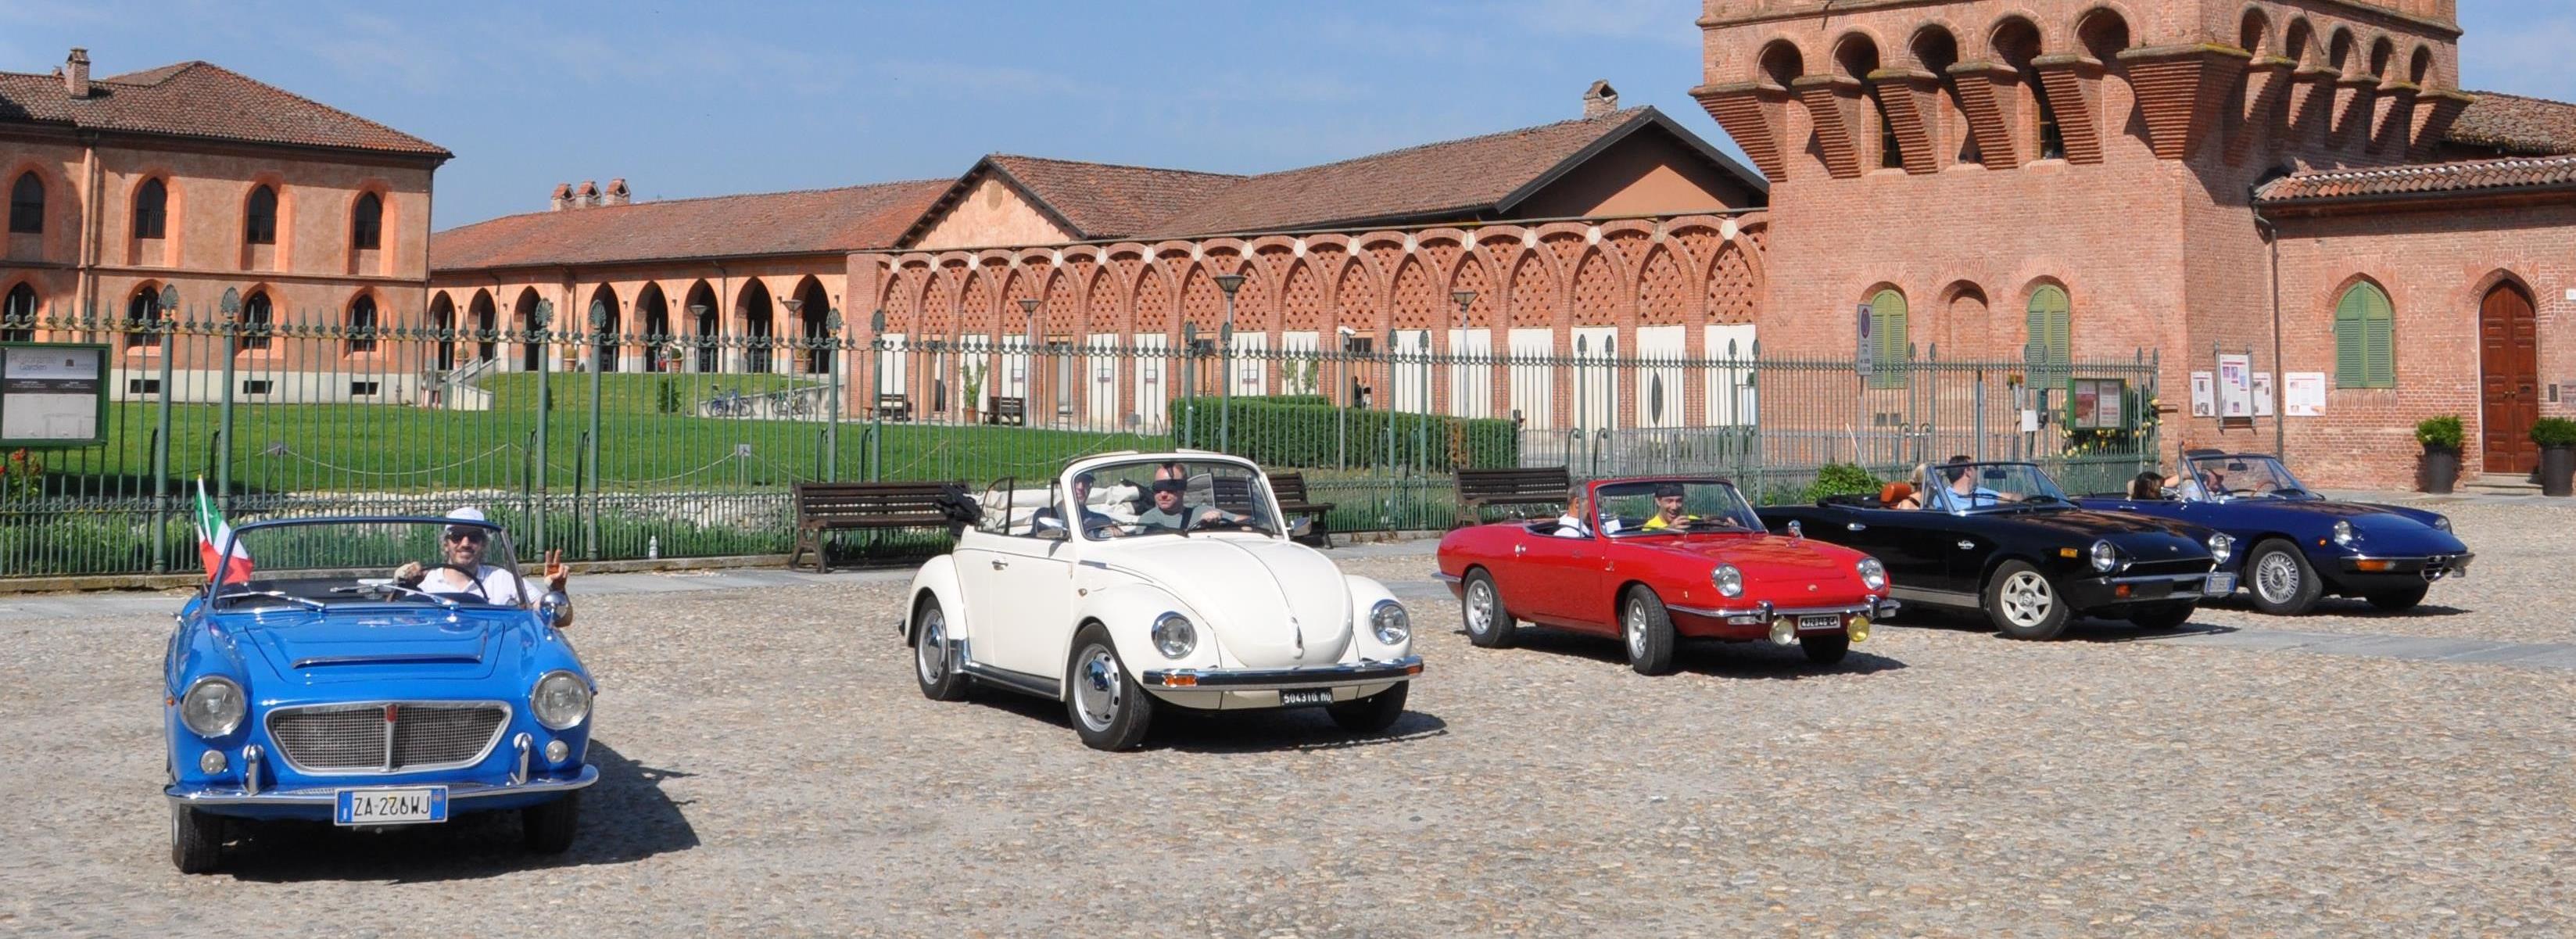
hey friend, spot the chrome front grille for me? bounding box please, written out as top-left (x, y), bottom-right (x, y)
top-left (265, 702), bottom-right (510, 773)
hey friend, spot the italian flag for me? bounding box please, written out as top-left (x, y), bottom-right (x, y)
top-left (194, 478), bottom-right (253, 583)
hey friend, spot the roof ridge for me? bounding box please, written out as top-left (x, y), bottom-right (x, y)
top-left (1228, 107), bottom-right (1646, 181)
top-left (441, 177), bottom-right (952, 231)
top-left (98, 60), bottom-right (206, 85)
top-left (2287, 152), bottom-right (2576, 181)
top-left (987, 153), bottom-right (1245, 180)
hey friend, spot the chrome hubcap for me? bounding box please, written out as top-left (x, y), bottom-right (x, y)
top-left (1464, 580), bottom-right (1494, 635)
top-left (2001, 572), bottom-right (2053, 628)
top-left (2255, 552), bottom-right (2300, 603)
top-left (1625, 600), bottom-right (1648, 658)
top-left (915, 609), bottom-right (948, 684)
top-left (1073, 645), bottom-right (1121, 733)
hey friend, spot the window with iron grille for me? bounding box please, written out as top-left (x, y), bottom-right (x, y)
top-left (346, 295), bottom-right (378, 353)
top-left (240, 292), bottom-right (274, 350)
top-left (2, 282), bottom-right (36, 341)
top-left (127, 288), bottom-right (164, 349)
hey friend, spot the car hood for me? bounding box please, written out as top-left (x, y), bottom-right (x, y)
top-left (230, 606), bottom-right (517, 686)
top-left (1095, 536), bottom-right (1352, 668)
top-left (1622, 533), bottom-right (1863, 584)
top-left (1990, 507), bottom-right (2202, 538)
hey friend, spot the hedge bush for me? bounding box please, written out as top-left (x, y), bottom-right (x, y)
top-left (1802, 462), bottom-right (1883, 503)
top-left (1170, 397), bottom-right (1518, 471)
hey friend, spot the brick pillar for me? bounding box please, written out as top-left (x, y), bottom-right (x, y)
top-left (1692, 81), bottom-right (1792, 181)
top-left (2227, 56), bottom-right (2295, 165)
top-left (1945, 61), bottom-right (2022, 169)
top-left (2368, 83), bottom-right (2419, 156)
top-left (1871, 67), bottom-right (1945, 174)
top-left (1791, 74), bottom-right (1868, 179)
top-left (2031, 53), bottom-right (2106, 164)
top-left (2328, 76), bottom-right (2379, 151)
top-left (2282, 66), bottom-right (2340, 153)
top-left (2116, 44), bottom-right (2251, 161)
top-left (2409, 91), bottom-right (2476, 160)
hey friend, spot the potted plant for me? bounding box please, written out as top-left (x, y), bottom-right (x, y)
top-left (2414, 414), bottom-right (2463, 494)
top-left (2534, 417), bottom-right (2576, 496)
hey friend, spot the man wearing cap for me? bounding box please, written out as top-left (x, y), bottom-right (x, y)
top-left (1638, 482), bottom-right (1699, 531)
top-left (1134, 476), bottom-right (1249, 532)
top-left (392, 507), bottom-right (571, 623)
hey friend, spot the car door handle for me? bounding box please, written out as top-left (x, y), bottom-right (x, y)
top-left (990, 558), bottom-right (1009, 570)
top-left (1956, 540), bottom-right (1976, 550)
top-left (1847, 522), bottom-right (1868, 532)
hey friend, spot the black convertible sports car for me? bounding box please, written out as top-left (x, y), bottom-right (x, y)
top-left (1761, 461), bottom-right (2236, 640)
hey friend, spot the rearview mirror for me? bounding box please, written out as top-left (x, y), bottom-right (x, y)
top-left (1983, 468), bottom-right (2008, 480)
top-left (1288, 517), bottom-right (1313, 538)
top-left (1787, 520), bottom-right (1804, 539)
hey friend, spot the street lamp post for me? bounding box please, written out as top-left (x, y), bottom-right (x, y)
top-left (687, 303), bottom-right (711, 374)
top-left (1213, 273), bottom-right (1245, 453)
top-left (780, 296), bottom-right (803, 377)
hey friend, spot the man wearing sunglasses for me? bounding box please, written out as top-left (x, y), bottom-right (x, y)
top-left (392, 507), bottom-right (571, 622)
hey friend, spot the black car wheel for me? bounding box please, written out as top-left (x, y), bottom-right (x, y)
top-left (912, 596), bottom-right (969, 701)
top-left (170, 802), bottom-right (224, 874)
top-left (1799, 633), bottom-right (1850, 665)
top-left (1066, 624), bottom-right (1153, 751)
top-left (1460, 569), bottom-right (1517, 649)
top-left (1326, 681), bottom-right (1409, 733)
top-left (522, 791), bottom-right (579, 854)
top-left (2126, 600), bottom-right (2196, 630)
top-left (2247, 539), bottom-right (2323, 615)
top-left (1986, 561), bottom-right (2072, 640)
top-left (2366, 584), bottom-right (2429, 612)
top-left (1622, 586), bottom-right (1678, 676)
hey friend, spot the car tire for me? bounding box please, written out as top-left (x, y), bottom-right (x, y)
top-left (2246, 540), bottom-right (2323, 615)
top-left (1066, 623), bottom-right (1153, 751)
top-left (1799, 633), bottom-right (1850, 665)
top-left (2366, 584), bottom-right (2429, 612)
top-left (1326, 681), bottom-right (1409, 734)
top-left (1986, 561), bottom-right (2073, 641)
top-left (912, 596), bottom-right (969, 702)
top-left (1460, 568), bottom-right (1517, 649)
top-left (2126, 600), bottom-right (2196, 630)
top-left (521, 791), bottom-right (579, 854)
top-left (170, 802), bottom-right (223, 874)
top-left (1622, 586), bottom-right (1678, 676)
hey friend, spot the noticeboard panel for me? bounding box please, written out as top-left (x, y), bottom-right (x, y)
top-left (0, 343), bottom-right (109, 447)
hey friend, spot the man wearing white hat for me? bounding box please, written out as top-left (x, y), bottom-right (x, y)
top-left (392, 507), bottom-right (571, 624)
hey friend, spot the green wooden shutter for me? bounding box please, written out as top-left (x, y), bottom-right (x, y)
top-left (2363, 287), bottom-right (2395, 388)
top-left (1869, 289), bottom-right (1908, 389)
top-left (2334, 284), bottom-right (2392, 389)
top-left (2026, 286), bottom-right (2070, 382)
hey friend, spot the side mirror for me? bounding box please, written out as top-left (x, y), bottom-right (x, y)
top-left (538, 590), bottom-right (572, 628)
top-left (1288, 517), bottom-right (1313, 539)
top-left (1034, 525), bottom-right (1069, 542)
top-left (1786, 520), bottom-right (1803, 539)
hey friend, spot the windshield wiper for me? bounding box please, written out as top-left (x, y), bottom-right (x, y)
top-left (218, 590), bottom-right (326, 612)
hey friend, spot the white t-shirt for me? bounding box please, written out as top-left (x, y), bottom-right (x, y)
top-left (1552, 514), bottom-right (1591, 538)
top-left (421, 564), bottom-right (533, 606)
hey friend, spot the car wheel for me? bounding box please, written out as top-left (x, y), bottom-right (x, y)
top-left (912, 596), bottom-right (968, 701)
top-left (170, 802), bottom-right (223, 874)
top-left (1799, 633), bottom-right (1850, 665)
top-left (1066, 624), bottom-right (1153, 751)
top-left (1460, 569), bottom-right (1517, 649)
top-left (2126, 600), bottom-right (2196, 630)
top-left (2246, 540), bottom-right (2322, 615)
top-left (1986, 561), bottom-right (2072, 640)
top-left (2366, 584), bottom-right (2429, 612)
top-left (1326, 681), bottom-right (1409, 734)
top-left (1622, 586), bottom-right (1678, 676)
top-left (521, 791), bottom-right (579, 854)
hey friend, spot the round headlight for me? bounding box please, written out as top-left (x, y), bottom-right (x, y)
top-left (179, 676), bottom-right (246, 738)
top-left (1711, 563), bottom-right (1744, 597)
top-left (2089, 539), bottom-right (2119, 573)
top-left (2207, 532), bottom-right (2234, 564)
top-left (2431, 514), bottom-right (2452, 533)
top-left (1369, 600), bottom-right (1410, 646)
top-left (2332, 520), bottom-right (2356, 547)
top-left (531, 670), bottom-right (591, 731)
top-left (1856, 557), bottom-right (1886, 591)
top-left (1152, 612), bottom-right (1196, 659)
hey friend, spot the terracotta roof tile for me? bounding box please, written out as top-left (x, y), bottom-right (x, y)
top-left (2254, 153), bottom-right (2576, 202)
top-left (981, 155), bottom-right (1244, 238)
top-left (432, 179), bottom-right (951, 271)
top-left (0, 60), bottom-right (448, 158)
top-left (2446, 90), bottom-right (2576, 156)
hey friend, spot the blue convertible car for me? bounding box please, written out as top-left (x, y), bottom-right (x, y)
top-left (163, 515), bottom-right (597, 873)
top-left (2076, 453), bottom-right (2470, 615)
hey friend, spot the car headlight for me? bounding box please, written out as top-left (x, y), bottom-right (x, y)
top-left (1152, 612), bottom-right (1196, 659)
top-left (2332, 520), bottom-right (2356, 547)
top-left (1369, 600), bottom-right (1410, 646)
top-left (2206, 532), bottom-right (2234, 565)
top-left (1856, 557), bottom-right (1886, 591)
top-left (1711, 563), bottom-right (1744, 597)
top-left (2431, 514), bottom-right (2452, 533)
top-left (2089, 539), bottom-right (2119, 573)
top-left (179, 676), bottom-right (246, 738)
top-left (530, 670), bottom-right (591, 730)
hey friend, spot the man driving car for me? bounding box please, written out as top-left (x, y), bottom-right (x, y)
top-left (1638, 482), bottom-right (1700, 531)
top-left (393, 507), bottom-right (571, 624)
top-left (1133, 477), bottom-right (1250, 532)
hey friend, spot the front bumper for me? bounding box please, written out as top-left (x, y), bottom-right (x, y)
top-left (2336, 552), bottom-right (2474, 583)
top-left (167, 764), bottom-right (597, 819)
top-left (1664, 597), bottom-right (1897, 641)
top-left (2065, 570), bottom-right (2227, 610)
top-left (1139, 656), bottom-right (1424, 690)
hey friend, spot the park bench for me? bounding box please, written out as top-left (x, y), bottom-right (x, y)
top-left (984, 396), bottom-right (1026, 426)
top-left (1267, 471), bottom-right (1335, 547)
top-left (876, 393), bottom-right (913, 421)
top-left (1453, 466), bottom-right (1572, 528)
top-left (788, 482), bottom-right (961, 572)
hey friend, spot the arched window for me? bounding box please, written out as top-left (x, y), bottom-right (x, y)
top-left (9, 172), bottom-right (43, 235)
top-left (351, 192), bottom-right (382, 250)
top-left (134, 178), bottom-right (168, 240)
top-left (239, 292), bottom-right (274, 351)
top-left (127, 286), bottom-right (167, 349)
top-left (3, 283), bottom-right (38, 341)
top-left (2025, 285), bottom-right (2071, 379)
top-left (245, 185), bottom-right (278, 246)
top-left (1867, 288), bottom-right (1908, 388)
top-left (346, 295), bottom-right (379, 353)
top-left (2334, 282), bottom-right (2394, 388)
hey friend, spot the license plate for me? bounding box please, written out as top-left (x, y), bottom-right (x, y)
top-left (1277, 688), bottom-right (1335, 708)
top-left (2204, 573), bottom-right (2237, 597)
top-left (334, 786), bottom-right (448, 826)
top-left (1797, 613), bottom-right (1841, 632)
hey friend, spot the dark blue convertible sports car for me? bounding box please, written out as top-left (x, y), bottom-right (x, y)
top-left (2076, 453), bottom-right (2470, 615)
top-left (163, 514), bottom-right (597, 873)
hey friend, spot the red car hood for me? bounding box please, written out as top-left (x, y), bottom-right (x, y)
top-left (1621, 532), bottom-right (1866, 585)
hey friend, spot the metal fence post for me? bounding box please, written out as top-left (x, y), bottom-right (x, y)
top-left (216, 289), bottom-right (240, 504)
top-left (824, 308), bottom-right (843, 482)
top-left (147, 289), bottom-right (177, 572)
top-left (585, 299), bottom-right (606, 560)
top-left (531, 299), bottom-right (552, 552)
top-left (869, 310), bottom-right (886, 482)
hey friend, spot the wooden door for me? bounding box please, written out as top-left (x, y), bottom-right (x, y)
top-left (2479, 284), bottom-right (2540, 474)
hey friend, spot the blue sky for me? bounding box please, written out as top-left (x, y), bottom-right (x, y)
top-left (2, 1), bottom-right (2567, 228)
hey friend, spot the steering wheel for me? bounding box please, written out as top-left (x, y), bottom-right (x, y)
top-left (410, 564), bottom-right (492, 599)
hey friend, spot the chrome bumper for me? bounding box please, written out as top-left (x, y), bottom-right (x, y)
top-left (1140, 656), bottom-right (1424, 690)
top-left (165, 764), bottom-right (598, 807)
top-left (1668, 597), bottom-right (1898, 622)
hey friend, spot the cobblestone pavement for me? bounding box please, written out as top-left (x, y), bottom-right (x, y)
top-left (3, 500), bottom-right (2572, 937)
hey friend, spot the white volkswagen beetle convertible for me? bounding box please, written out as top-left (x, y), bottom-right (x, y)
top-left (899, 451), bottom-right (1422, 751)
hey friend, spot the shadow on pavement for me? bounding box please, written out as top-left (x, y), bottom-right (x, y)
top-left (1497, 626), bottom-right (1908, 679)
top-left (958, 683), bottom-right (1453, 754)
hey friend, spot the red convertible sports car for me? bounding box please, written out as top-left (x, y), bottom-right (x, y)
top-left (1435, 477), bottom-right (1896, 674)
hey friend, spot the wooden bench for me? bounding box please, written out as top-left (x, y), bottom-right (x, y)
top-left (983, 396), bottom-right (1026, 426)
top-left (788, 482), bottom-right (960, 572)
top-left (1267, 471), bottom-right (1335, 547)
top-left (875, 393), bottom-right (912, 422)
top-left (1454, 466), bottom-right (1572, 528)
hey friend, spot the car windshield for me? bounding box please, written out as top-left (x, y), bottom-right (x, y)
top-left (1012, 458), bottom-right (1281, 540)
top-left (1919, 462), bottom-right (2071, 514)
top-left (1598, 479), bottom-right (1764, 536)
top-left (209, 519), bottom-right (530, 611)
top-left (2186, 454), bottom-right (2316, 500)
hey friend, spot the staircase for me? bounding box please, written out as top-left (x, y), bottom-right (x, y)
top-left (2463, 472), bottom-right (2542, 495)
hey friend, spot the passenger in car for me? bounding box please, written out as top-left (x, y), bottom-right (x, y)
top-left (1552, 485), bottom-right (1592, 538)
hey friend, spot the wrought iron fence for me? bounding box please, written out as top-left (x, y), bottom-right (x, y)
top-left (0, 299), bottom-right (2158, 577)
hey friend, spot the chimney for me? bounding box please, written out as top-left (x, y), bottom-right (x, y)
top-left (550, 182), bottom-right (573, 211)
top-left (604, 178), bottom-right (631, 206)
top-left (1582, 79), bottom-right (1618, 119)
top-left (576, 180), bottom-right (601, 209)
top-left (64, 48), bottom-right (90, 99)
